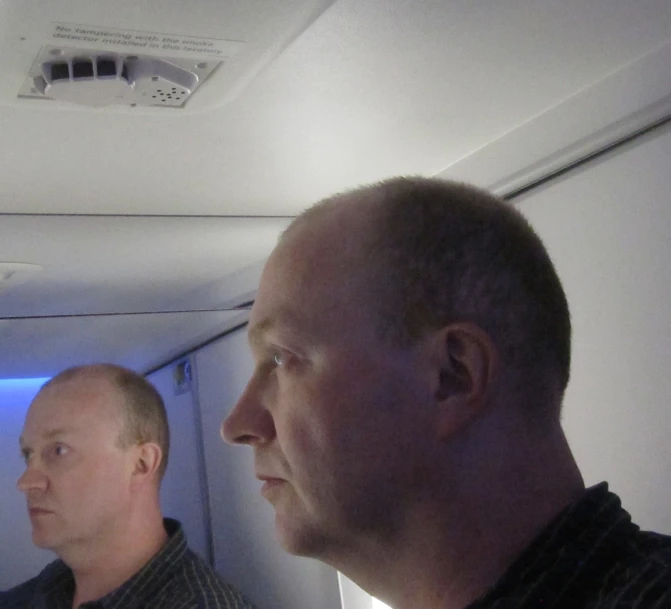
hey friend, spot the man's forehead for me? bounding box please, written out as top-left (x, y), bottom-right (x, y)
top-left (34, 374), bottom-right (113, 403)
top-left (26, 375), bottom-right (124, 428)
top-left (277, 200), bottom-right (377, 262)
top-left (262, 225), bottom-right (370, 298)
top-left (250, 203), bottom-right (384, 342)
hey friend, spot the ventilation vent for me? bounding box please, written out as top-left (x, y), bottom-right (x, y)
top-left (50, 62), bottom-right (70, 81)
top-left (34, 55), bottom-right (133, 107)
top-left (97, 58), bottom-right (117, 77)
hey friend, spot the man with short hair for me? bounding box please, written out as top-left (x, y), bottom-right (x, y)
top-left (2, 364), bottom-right (255, 609)
top-left (222, 177), bottom-right (671, 608)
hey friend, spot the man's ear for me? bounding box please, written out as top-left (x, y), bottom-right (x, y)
top-left (431, 322), bottom-right (500, 440)
top-left (131, 442), bottom-right (163, 485)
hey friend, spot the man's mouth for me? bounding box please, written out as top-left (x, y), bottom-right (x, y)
top-left (257, 475), bottom-right (286, 497)
top-left (28, 507), bottom-right (54, 516)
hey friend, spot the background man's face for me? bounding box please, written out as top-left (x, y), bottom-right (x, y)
top-left (224, 214), bottom-right (437, 558)
top-left (18, 377), bottom-right (134, 553)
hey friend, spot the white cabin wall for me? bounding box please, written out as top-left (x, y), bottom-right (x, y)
top-left (516, 123), bottom-right (671, 533)
top-left (194, 327), bottom-right (342, 609)
top-left (148, 364), bottom-right (210, 561)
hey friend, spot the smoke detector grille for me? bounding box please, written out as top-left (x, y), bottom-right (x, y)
top-left (20, 46), bottom-right (220, 109)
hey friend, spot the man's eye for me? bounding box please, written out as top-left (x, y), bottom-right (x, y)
top-left (54, 444), bottom-right (69, 457)
top-left (273, 352), bottom-right (285, 367)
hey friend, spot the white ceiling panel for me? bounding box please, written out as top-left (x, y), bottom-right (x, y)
top-left (0, 215), bottom-right (288, 378)
top-left (0, 215), bottom-right (290, 317)
top-left (1, 0), bottom-right (671, 378)
top-left (0, 0), bottom-right (669, 215)
top-left (439, 39), bottom-right (671, 194)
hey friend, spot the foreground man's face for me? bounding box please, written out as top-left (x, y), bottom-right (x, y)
top-left (223, 217), bottom-right (436, 557)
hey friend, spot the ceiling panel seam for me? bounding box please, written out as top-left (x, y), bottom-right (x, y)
top-left (504, 113), bottom-right (671, 201)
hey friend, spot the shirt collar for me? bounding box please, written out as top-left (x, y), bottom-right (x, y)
top-left (36, 518), bottom-right (187, 609)
top-left (469, 482), bottom-right (638, 608)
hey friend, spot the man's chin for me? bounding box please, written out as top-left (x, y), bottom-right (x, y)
top-left (275, 513), bottom-right (332, 559)
top-left (31, 529), bottom-right (60, 551)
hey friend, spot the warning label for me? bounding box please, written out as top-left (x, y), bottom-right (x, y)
top-left (49, 23), bottom-right (244, 58)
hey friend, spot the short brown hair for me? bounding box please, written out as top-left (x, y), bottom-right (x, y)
top-left (292, 177), bottom-right (571, 422)
top-left (43, 364), bottom-right (170, 479)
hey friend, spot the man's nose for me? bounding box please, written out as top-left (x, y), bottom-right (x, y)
top-left (221, 377), bottom-right (276, 447)
top-left (17, 466), bottom-right (48, 494)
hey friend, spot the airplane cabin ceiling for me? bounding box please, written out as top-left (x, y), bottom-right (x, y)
top-left (0, 0), bottom-right (670, 215)
top-left (1, 0), bottom-right (671, 377)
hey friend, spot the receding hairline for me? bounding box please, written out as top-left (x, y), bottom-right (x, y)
top-left (37, 365), bottom-right (130, 412)
top-left (281, 185), bottom-right (386, 244)
top-left (36, 367), bottom-right (135, 437)
top-left (43, 363), bottom-right (131, 390)
top-left (278, 180), bottom-right (423, 330)
top-left (279, 186), bottom-right (393, 285)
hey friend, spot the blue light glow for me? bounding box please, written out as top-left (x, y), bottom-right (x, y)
top-left (0, 378), bottom-right (50, 388)
top-left (0, 378), bottom-right (51, 410)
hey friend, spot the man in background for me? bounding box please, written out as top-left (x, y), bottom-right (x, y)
top-left (222, 177), bottom-right (671, 608)
top-left (2, 364), bottom-right (255, 609)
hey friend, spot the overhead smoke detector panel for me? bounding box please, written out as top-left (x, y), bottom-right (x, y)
top-left (1, 0), bottom-right (335, 113)
top-left (21, 47), bottom-right (216, 108)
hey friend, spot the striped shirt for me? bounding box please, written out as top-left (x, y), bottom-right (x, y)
top-left (0, 519), bottom-right (256, 609)
top-left (469, 483), bottom-right (671, 609)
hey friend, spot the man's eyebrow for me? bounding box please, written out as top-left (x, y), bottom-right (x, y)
top-left (248, 318), bottom-right (273, 348)
top-left (248, 310), bottom-right (310, 348)
top-left (19, 427), bottom-right (76, 447)
top-left (44, 427), bottom-right (75, 439)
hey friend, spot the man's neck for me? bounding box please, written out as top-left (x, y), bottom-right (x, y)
top-left (63, 512), bottom-right (168, 609)
top-left (331, 426), bottom-right (585, 609)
